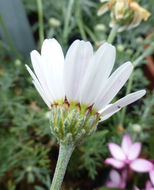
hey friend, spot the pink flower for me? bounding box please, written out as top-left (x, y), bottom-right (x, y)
top-left (145, 180), bottom-right (154, 190)
top-left (105, 134), bottom-right (153, 173)
top-left (149, 165), bottom-right (154, 186)
top-left (135, 186), bottom-right (140, 190)
top-left (106, 169), bottom-right (127, 189)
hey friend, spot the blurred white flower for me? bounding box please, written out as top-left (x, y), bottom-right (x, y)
top-left (98, 0), bottom-right (150, 31)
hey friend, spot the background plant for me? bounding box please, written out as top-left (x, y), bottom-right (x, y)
top-left (0, 0), bottom-right (154, 189)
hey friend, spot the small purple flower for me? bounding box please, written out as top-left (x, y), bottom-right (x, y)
top-left (106, 169), bottom-right (127, 189)
top-left (105, 134), bottom-right (153, 173)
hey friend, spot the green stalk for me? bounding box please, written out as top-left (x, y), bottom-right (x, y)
top-left (133, 45), bottom-right (154, 67)
top-left (0, 14), bottom-right (21, 60)
top-left (107, 24), bottom-right (119, 43)
top-left (37, 0), bottom-right (44, 46)
top-left (119, 44), bottom-right (154, 125)
top-left (76, 0), bottom-right (87, 41)
top-left (63, 0), bottom-right (74, 45)
top-left (84, 25), bottom-right (97, 43)
top-left (50, 143), bottom-right (75, 190)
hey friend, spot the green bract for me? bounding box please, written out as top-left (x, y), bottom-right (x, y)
top-left (50, 100), bottom-right (99, 145)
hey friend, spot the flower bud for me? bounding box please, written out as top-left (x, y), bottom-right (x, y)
top-left (126, 49), bottom-right (133, 55)
top-left (132, 124), bottom-right (142, 133)
top-left (14, 59), bottom-right (21, 66)
top-left (49, 17), bottom-right (61, 28)
top-left (136, 37), bottom-right (143, 44)
top-left (95, 24), bottom-right (106, 32)
top-left (117, 44), bottom-right (125, 52)
top-left (45, 111), bottom-right (51, 119)
top-left (26, 166), bottom-right (33, 172)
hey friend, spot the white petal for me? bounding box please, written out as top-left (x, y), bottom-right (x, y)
top-left (41, 38), bottom-right (65, 100)
top-left (30, 50), bottom-right (55, 101)
top-left (97, 3), bottom-right (109, 16)
top-left (99, 90), bottom-right (145, 119)
top-left (127, 142), bottom-right (141, 160)
top-left (95, 61), bottom-right (133, 110)
top-left (33, 80), bottom-right (51, 108)
top-left (108, 143), bottom-right (126, 161)
top-left (121, 134), bottom-right (132, 155)
top-left (26, 65), bottom-right (51, 107)
top-left (100, 0), bottom-right (109, 2)
top-left (80, 42), bottom-right (116, 106)
top-left (109, 90), bottom-right (146, 110)
top-left (100, 107), bottom-right (120, 121)
top-left (63, 40), bottom-right (93, 101)
top-left (98, 104), bottom-right (112, 114)
top-left (99, 104), bottom-right (119, 121)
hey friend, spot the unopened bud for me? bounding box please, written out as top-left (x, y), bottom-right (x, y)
top-left (117, 44), bottom-right (125, 52)
top-left (95, 24), bottom-right (106, 32)
top-left (14, 59), bottom-right (21, 66)
top-left (136, 37), bottom-right (143, 44)
top-left (49, 17), bottom-right (61, 28)
top-left (132, 124), bottom-right (142, 133)
top-left (26, 166), bottom-right (33, 172)
top-left (126, 49), bottom-right (133, 55)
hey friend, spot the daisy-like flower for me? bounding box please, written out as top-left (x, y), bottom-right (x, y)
top-left (26, 38), bottom-right (145, 144)
top-left (105, 134), bottom-right (153, 172)
top-left (106, 169), bottom-right (127, 189)
top-left (98, 0), bottom-right (151, 32)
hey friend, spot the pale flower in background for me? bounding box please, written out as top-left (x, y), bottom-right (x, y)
top-left (105, 134), bottom-right (153, 172)
top-left (98, 0), bottom-right (151, 31)
top-left (106, 169), bottom-right (127, 189)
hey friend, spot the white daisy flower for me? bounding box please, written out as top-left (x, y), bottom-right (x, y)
top-left (26, 38), bottom-right (145, 143)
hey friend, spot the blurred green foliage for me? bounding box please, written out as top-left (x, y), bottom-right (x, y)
top-left (0, 0), bottom-right (154, 189)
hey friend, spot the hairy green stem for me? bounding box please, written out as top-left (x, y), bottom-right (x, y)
top-left (0, 14), bottom-right (21, 60)
top-left (37, 0), bottom-right (44, 46)
top-left (63, 0), bottom-right (74, 45)
top-left (107, 24), bottom-right (119, 43)
top-left (119, 44), bottom-right (154, 125)
top-left (50, 143), bottom-right (75, 190)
